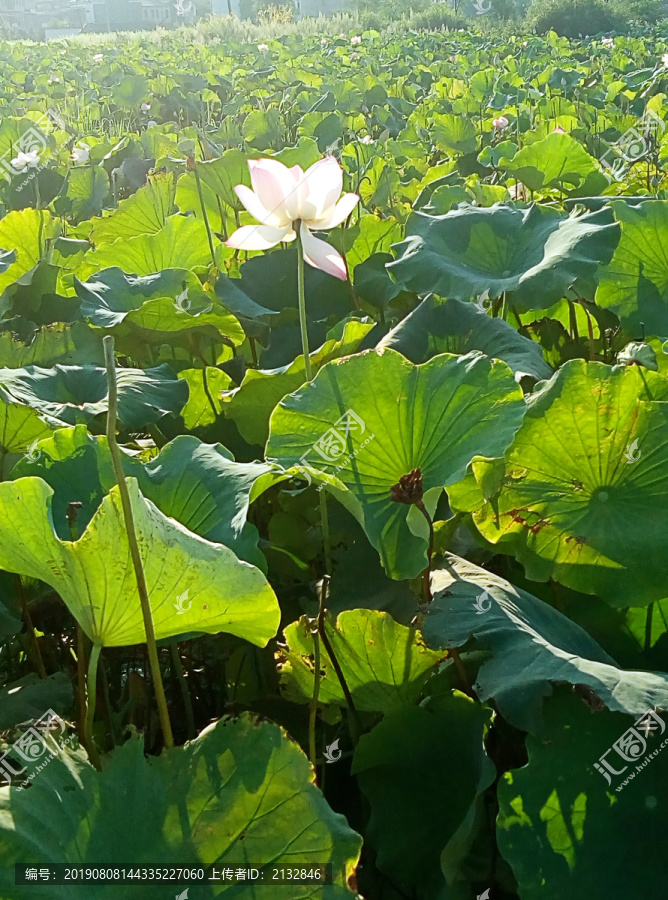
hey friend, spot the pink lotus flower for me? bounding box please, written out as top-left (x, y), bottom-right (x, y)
top-left (553, 125), bottom-right (567, 133)
top-left (226, 157), bottom-right (359, 280)
top-left (493, 116), bottom-right (509, 131)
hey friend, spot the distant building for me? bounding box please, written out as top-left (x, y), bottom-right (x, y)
top-left (0, 0), bottom-right (197, 36)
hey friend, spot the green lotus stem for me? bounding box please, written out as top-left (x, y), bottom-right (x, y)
top-left (295, 223), bottom-right (312, 381)
top-left (415, 500), bottom-right (434, 603)
top-left (309, 623), bottom-right (321, 773)
top-left (103, 335), bottom-right (174, 750)
top-left (170, 643), bottom-right (196, 740)
top-left (84, 642), bottom-right (102, 769)
top-left (192, 159), bottom-right (217, 270)
top-left (318, 593), bottom-right (362, 741)
top-left (16, 575), bottom-right (47, 679)
top-left (76, 624), bottom-right (88, 742)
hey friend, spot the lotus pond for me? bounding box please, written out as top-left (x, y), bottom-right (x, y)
top-left (0, 20), bottom-right (667, 900)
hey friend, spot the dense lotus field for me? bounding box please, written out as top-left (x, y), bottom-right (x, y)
top-left (2, 20), bottom-right (668, 900)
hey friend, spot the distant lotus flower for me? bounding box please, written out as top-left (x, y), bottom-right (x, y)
top-left (48, 75), bottom-right (60, 83)
top-left (226, 157), bottom-right (359, 280)
top-left (350, 35), bottom-right (361, 44)
top-left (360, 135), bottom-right (373, 144)
top-left (147, 120), bottom-right (158, 127)
top-left (553, 125), bottom-right (567, 133)
top-left (141, 102), bottom-right (151, 112)
top-left (493, 116), bottom-right (509, 131)
top-left (93, 53), bottom-right (103, 62)
top-left (258, 43), bottom-right (269, 51)
top-left (71, 144), bottom-right (90, 164)
top-left (663, 53), bottom-right (668, 66)
top-left (602, 37), bottom-right (614, 46)
top-left (11, 150), bottom-right (40, 172)
top-left (339, 32), bottom-right (346, 38)
top-left (321, 37), bottom-right (328, 46)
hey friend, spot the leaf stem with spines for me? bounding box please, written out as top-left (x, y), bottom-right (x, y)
top-left (102, 335), bottom-right (174, 749)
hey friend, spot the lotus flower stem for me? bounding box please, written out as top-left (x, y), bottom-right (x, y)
top-left (192, 159), bottom-right (218, 270)
top-left (84, 642), bottom-right (102, 769)
top-left (16, 575), bottom-right (47, 679)
top-left (103, 335), bottom-right (174, 750)
top-left (296, 223), bottom-right (313, 381)
top-left (170, 643), bottom-right (196, 740)
top-left (309, 614), bottom-right (321, 773)
top-left (415, 500), bottom-right (434, 603)
top-left (318, 591), bottom-right (362, 739)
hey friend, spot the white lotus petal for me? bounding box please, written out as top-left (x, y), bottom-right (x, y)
top-left (234, 184), bottom-right (287, 227)
top-left (300, 223), bottom-right (347, 280)
top-left (281, 164), bottom-right (309, 221)
top-left (248, 159), bottom-right (298, 223)
top-left (310, 192), bottom-right (359, 230)
top-left (302, 156), bottom-right (343, 219)
top-left (226, 223), bottom-right (293, 251)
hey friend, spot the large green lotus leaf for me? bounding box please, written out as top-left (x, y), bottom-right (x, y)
top-left (178, 366), bottom-right (232, 429)
top-left (0, 672), bottom-right (72, 730)
top-left (422, 555), bottom-right (668, 734)
top-left (497, 131), bottom-right (602, 192)
top-left (0, 714), bottom-right (361, 899)
top-left (11, 426), bottom-right (283, 569)
top-left (351, 690), bottom-right (495, 899)
top-left (75, 267), bottom-right (196, 326)
top-left (63, 166), bottom-right (110, 222)
top-left (378, 295), bottom-right (552, 381)
top-left (0, 382), bottom-right (53, 456)
top-left (0, 323), bottom-right (104, 368)
top-left (224, 317), bottom-right (375, 446)
top-left (0, 363), bottom-right (188, 431)
top-left (81, 214), bottom-right (217, 277)
top-left (266, 349), bottom-right (525, 580)
top-left (388, 203), bottom-right (620, 313)
top-left (75, 267), bottom-right (244, 344)
top-left (470, 359), bottom-right (668, 607)
top-left (343, 214), bottom-right (403, 271)
top-left (0, 209), bottom-right (57, 301)
top-left (196, 148), bottom-right (254, 211)
top-left (497, 689), bottom-right (668, 900)
top-left (596, 200), bottom-right (668, 334)
top-left (277, 609), bottom-right (446, 712)
top-left (89, 173), bottom-right (176, 244)
top-left (0, 477), bottom-right (279, 648)
top-left (432, 112), bottom-right (478, 155)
